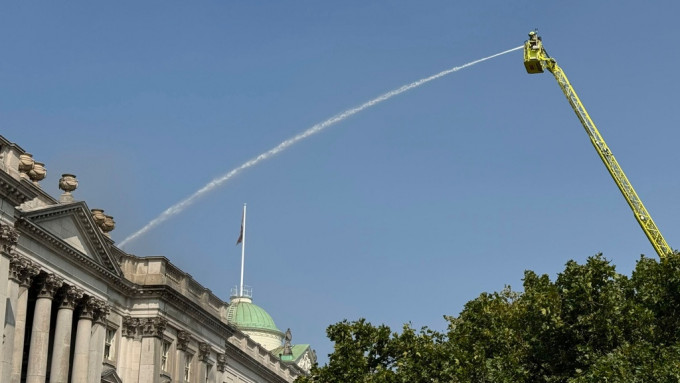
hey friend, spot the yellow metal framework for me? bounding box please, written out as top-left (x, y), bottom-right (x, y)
top-left (523, 32), bottom-right (672, 259)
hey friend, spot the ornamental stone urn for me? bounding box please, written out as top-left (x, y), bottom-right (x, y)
top-left (91, 209), bottom-right (106, 228)
top-left (58, 174), bottom-right (78, 203)
top-left (28, 161), bottom-right (46, 185)
top-left (18, 153), bottom-right (34, 178)
top-left (101, 215), bottom-right (115, 237)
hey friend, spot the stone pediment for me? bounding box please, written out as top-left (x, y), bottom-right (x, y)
top-left (101, 365), bottom-right (123, 383)
top-left (19, 201), bottom-right (122, 276)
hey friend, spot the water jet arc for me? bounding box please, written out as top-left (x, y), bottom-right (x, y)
top-left (119, 45), bottom-right (523, 247)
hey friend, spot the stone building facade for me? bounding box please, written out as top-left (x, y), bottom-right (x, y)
top-left (0, 134), bottom-right (308, 382)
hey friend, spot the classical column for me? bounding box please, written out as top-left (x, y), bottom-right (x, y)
top-left (88, 301), bottom-right (110, 383)
top-left (138, 317), bottom-right (167, 383)
top-left (2, 254), bottom-right (25, 382)
top-left (71, 297), bottom-right (96, 383)
top-left (49, 286), bottom-right (82, 383)
top-left (198, 342), bottom-right (211, 383)
top-left (175, 330), bottom-right (191, 382)
top-left (9, 259), bottom-right (39, 383)
top-left (1, 256), bottom-right (20, 382)
top-left (25, 273), bottom-right (63, 383)
top-left (0, 223), bottom-right (19, 379)
top-left (121, 316), bottom-right (142, 383)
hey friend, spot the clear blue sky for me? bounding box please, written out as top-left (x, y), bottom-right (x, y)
top-left (2, 1), bottom-right (679, 364)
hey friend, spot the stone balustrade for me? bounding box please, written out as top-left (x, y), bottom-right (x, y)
top-left (119, 254), bottom-right (229, 317)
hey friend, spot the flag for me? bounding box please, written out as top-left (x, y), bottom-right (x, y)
top-left (236, 211), bottom-right (244, 245)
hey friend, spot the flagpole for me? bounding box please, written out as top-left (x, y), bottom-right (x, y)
top-left (239, 203), bottom-right (246, 297)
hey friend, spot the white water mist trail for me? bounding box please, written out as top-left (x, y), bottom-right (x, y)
top-left (119, 45), bottom-right (523, 247)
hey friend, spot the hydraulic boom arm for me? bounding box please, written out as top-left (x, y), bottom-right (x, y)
top-left (523, 31), bottom-right (672, 259)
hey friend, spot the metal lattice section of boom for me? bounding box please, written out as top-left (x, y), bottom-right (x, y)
top-left (523, 31), bottom-right (672, 259)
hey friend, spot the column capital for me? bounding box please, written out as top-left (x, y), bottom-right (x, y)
top-left (78, 296), bottom-right (98, 319)
top-left (140, 317), bottom-right (167, 338)
top-left (58, 285), bottom-right (83, 310)
top-left (216, 353), bottom-right (227, 372)
top-left (93, 301), bottom-right (111, 325)
top-left (21, 263), bottom-right (41, 287)
top-left (36, 273), bottom-right (64, 299)
top-left (122, 316), bottom-right (141, 338)
top-left (198, 342), bottom-right (211, 363)
top-left (9, 254), bottom-right (27, 281)
top-left (0, 222), bottom-right (19, 256)
top-left (9, 254), bottom-right (40, 285)
top-left (177, 330), bottom-right (191, 351)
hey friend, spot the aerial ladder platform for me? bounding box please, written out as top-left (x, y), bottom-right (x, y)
top-left (523, 31), bottom-right (673, 259)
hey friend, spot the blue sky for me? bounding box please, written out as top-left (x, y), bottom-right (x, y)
top-left (2, 1), bottom-right (679, 364)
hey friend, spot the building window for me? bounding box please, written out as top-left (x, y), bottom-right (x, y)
top-left (104, 327), bottom-right (116, 360)
top-left (184, 354), bottom-right (193, 382)
top-left (161, 339), bottom-right (172, 372)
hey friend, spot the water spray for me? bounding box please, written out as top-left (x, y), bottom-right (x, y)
top-left (119, 45), bottom-right (523, 247)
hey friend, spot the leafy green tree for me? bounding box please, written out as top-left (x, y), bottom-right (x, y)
top-left (298, 253), bottom-right (680, 383)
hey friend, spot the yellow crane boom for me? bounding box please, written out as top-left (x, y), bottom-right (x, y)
top-left (523, 31), bottom-right (672, 259)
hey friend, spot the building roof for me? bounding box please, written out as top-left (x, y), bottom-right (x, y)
top-left (270, 344), bottom-right (312, 362)
top-left (226, 296), bottom-right (283, 335)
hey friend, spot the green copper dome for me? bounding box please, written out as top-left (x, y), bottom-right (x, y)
top-left (226, 296), bottom-right (283, 334)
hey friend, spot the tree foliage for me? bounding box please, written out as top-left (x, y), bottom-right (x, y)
top-left (297, 253), bottom-right (680, 383)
